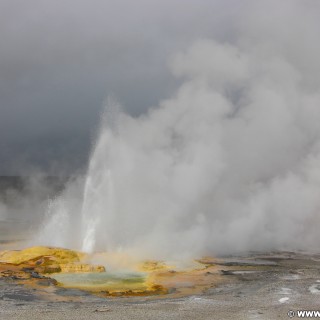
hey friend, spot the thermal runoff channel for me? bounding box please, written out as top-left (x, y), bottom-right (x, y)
top-left (36, 38), bottom-right (320, 260)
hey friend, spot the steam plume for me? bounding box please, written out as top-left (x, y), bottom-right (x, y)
top-left (36, 2), bottom-right (320, 258)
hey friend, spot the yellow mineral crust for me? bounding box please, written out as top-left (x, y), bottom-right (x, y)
top-left (60, 263), bottom-right (105, 273)
top-left (0, 246), bottom-right (83, 265)
top-left (0, 246), bottom-right (105, 274)
top-left (137, 260), bottom-right (172, 272)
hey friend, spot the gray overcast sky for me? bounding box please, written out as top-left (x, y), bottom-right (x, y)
top-left (0, 0), bottom-right (317, 175)
top-left (0, 0), bottom-right (243, 175)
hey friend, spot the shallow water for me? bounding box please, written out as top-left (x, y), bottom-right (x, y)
top-left (52, 271), bottom-right (147, 292)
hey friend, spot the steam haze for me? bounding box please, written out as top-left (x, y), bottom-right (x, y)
top-left (2, 0), bottom-right (320, 257)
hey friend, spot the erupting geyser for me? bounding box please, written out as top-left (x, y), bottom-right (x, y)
top-left (37, 37), bottom-right (320, 258)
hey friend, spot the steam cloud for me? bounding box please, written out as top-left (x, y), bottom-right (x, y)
top-left (33, 1), bottom-right (320, 258)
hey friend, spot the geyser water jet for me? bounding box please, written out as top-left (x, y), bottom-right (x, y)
top-left (36, 34), bottom-right (320, 258)
top-left (82, 168), bottom-right (116, 253)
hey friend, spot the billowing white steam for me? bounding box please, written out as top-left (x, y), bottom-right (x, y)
top-left (37, 30), bottom-right (320, 258)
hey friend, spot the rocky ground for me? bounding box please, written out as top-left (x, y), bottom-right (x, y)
top-left (1, 250), bottom-right (320, 319)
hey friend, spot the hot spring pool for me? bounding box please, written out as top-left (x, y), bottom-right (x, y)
top-left (52, 271), bottom-right (148, 292)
